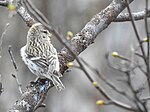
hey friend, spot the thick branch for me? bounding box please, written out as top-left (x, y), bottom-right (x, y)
top-left (12, 0), bottom-right (36, 26)
top-left (59, 0), bottom-right (133, 72)
top-left (115, 9), bottom-right (150, 22)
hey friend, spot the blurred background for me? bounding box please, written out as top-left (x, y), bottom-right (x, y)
top-left (0, 0), bottom-right (149, 112)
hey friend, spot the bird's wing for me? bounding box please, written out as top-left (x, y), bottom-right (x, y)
top-left (27, 54), bottom-right (49, 70)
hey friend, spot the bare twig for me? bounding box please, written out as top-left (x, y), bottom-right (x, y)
top-left (0, 23), bottom-right (10, 57)
top-left (80, 58), bottom-right (136, 102)
top-left (125, 0), bottom-right (147, 65)
top-left (8, 45), bottom-right (22, 94)
top-left (0, 74), bottom-right (3, 95)
top-left (132, 44), bottom-right (148, 75)
top-left (106, 53), bottom-right (138, 73)
top-left (141, 96), bottom-right (150, 102)
top-left (144, 0), bottom-right (150, 89)
top-left (106, 50), bottom-right (148, 111)
top-left (23, 0), bottom-right (49, 24)
top-left (125, 1), bottom-right (150, 96)
top-left (125, 72), bottom-right (147, 112)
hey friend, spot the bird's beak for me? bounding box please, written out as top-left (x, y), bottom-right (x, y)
top-left (48, 32), bottom-right (52, 38)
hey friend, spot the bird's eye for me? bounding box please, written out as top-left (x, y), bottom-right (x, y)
top-left (42, 36), bottom-right (46, 38)
top-left (42, 30), bottom-right (48, 33)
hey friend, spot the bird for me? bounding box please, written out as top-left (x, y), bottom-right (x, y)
top-left (20, 23), bottom-right (65, 91)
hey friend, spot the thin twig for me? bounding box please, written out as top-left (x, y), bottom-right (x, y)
top-left (0, 23), bottom-right (10, 57)
top-left (130, 45), bottom-right (148, 112)
top-left (106, 51), bottom-right (148, 111)
top-left (106, 53), bottom-right (140, 73)
top-left (8, 45), bottom-right (22, 94)
top-left (125, 1), bottom-right (150, 95)
top-left (145, 0), bottom-right (150, 90)
top-left (80, 58), bottom-right (136, 102)
top-left (133, 45), bottom-right (148, 76)
top-left (125, 72), bottom-right (147, 112)
top-left (125, 0), bottom-right (147, 65)
top-left (0, 74), bottom-right (3, 95)
top-left (24, 0), bottom-right (49, 24)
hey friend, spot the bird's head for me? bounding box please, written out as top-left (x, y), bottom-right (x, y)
top-left (27, 23), bottom-right (52, 43)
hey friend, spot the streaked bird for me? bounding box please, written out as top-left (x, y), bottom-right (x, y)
top-left (20, 23), bottom-right (65, 91)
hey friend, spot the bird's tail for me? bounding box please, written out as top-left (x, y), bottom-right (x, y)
top-left (51, 74), bottom-right (65, 91)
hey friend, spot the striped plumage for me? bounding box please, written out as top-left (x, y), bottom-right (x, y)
top-left (20, 23), bottom-right (65, 91)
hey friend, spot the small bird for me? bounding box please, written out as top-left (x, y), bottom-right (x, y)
top-left (20, 23), bottom-right (65, 91)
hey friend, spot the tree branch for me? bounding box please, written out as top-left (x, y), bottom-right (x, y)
top-left (115, 9), bottom-right (150, 22)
